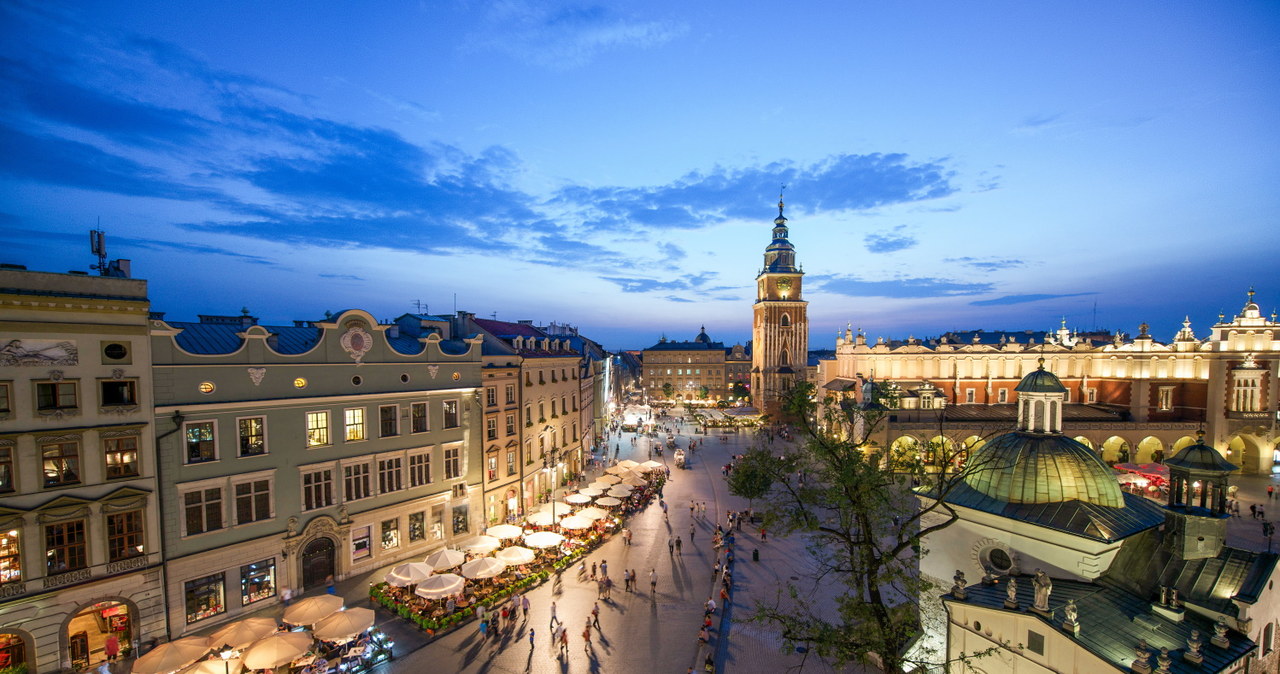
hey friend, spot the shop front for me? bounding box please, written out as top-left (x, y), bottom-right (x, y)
top-left (66, 600), bottom-right (134, 671)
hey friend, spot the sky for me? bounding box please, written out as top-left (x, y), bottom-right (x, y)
top-left (2, 1), bottom-right (1278, 351)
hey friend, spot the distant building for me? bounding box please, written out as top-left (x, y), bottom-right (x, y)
top-left (751, 195), bottom-right (809, 417)
top-left (641, 329), bottom-right (727, 402)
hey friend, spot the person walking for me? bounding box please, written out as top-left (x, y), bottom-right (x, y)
top-left (676, 536), bottom-right (683, 555)
top-left (690, 523), bottom-right (696, 541)
top-left (669, 537), bottom-right (675, 555)
top-left (650, 568), bottom-right (657, 594)
top-left (600, 560), bottom-right (608, 577)
top-left (1252, 504), bottom-right (1259, 519)
top-left (1270, 485), bottom-right (1275, 500)
top-left (591, 602), bottom-right (601, 629)
top-left (590, 562), bottom-right (597, 580)
top-left (583, 626), bottom-right (592, 651)
top-left (529, 627), bottom-right (536, 649)
top-left (549, 600), bottom-right (560, 629)
top-left (559, 626), bottom-right (569, 654)
top-left (522, 594), bottom-right (531, 620)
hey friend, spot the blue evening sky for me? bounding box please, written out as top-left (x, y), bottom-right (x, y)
top-left (2, 1), bottom-right (1278, 350)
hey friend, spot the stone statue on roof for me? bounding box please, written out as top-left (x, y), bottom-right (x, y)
top-left (1033, 569), bottom-right (1052, 611)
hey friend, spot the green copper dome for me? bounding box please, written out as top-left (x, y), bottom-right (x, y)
top-left (963, 432), bottom-right (1125, 508)
top-left (1015, 362), bottom-right (1067, 393)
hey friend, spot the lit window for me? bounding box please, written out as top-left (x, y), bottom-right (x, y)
top-left (104, 436), bottom-right (140, 478)
top-left (106, 510), bottom-right (144, 562)
top-left (0, 529), bottom-right (21, 584)
top-left (443, 400), bottom-right (459, 428)
top-left (238, 417), bottom-right (266, 456)
top-left (42, 440), bottom-right (81, 487)
top-left (293, 377), bottom-right (307, 389)
top-left (198, 381), bottom-right (214, 394)
top-left (185, 421), bottom-right (216, 463)
top-left (344, 408), bottom-right (366, 442)
top-left (306, 411), bottom-right (329, 447)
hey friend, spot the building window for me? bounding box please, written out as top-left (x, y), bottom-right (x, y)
top-left (44, 519), bottom-right (87, 573)
top-left (486, 418), bottom-right (498, 441)
top-left (411, 402), bottom-right (428, 433)
top-left (185, 421), bottom-right (217, 463)
top-left (505, 384), bottom-right (515, 404)
top-left (234, 479), bottom-right (272, 524)
top-left (506, 450), bottom-right (516, 476)
top-left (0, 529), bottom-right (20, 584)
top-left (408, 453), bottom-right (431, 487)
top-left (1086, 387), bottom-right (1097, 403)
top-left (965, 389), bottom-right (975, 404)
top-left (1158, 386), bottom-right (1174, 411)
top-left (1262, 621), bottom-right (1273, 656)
top-left (379, 405), bottom-right (398, 437)
top-left (99, 379), bottom-right (137, 407)
top-left (444, 446), bottom-right (461, 480)
top-left (101, 436), bottom-right (139, 479)
top-left (0, 382), bottom-right (10, 416)
top-left (302, 469), bottom-right (334, 511)
top-left (0, 446), bottom-right (11, 493)
top-left (184, 573), bottom-right (226, 624)
top-left (1027, 630), bottom-right (1045, 655)
top-left (378, 457), bottom-right (403, 494)
top-left (997, 388), bottom-right (1008, 404)
top-left (408, 512), bottom-right (425, 542)
top-left (505, 414), bottom-right (516, 436)
top-left (381, 518), bottom-right (399, 550)
top-left (344, 408), bottom-right (366, 442)
top-left (352, 526), bottom-right (371, 561)
top-left (184, 487), bottom-right (224, 535)
top-left (306, 411), bottom-right (330, 447)
top-left (241, 559), bottom-right (276, 605)
top-left (486, 387), bottom-right (497, 407)
top-left (344, 463), bottom-right (371, 501)
top-left (106, 509), bottom-right (144, 562)
top-left (36, 380), bottom-right (78, 411)
top-left (42, 440), bottom-right (81, 487)
top-left (235, 417), bottom-right (266, 457)
top-left (443, 400), bottom-right (460, 428)
top-left (487, 455), bottom-right (498, 481)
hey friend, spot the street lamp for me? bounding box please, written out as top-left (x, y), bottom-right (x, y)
top-left (542, 425), bottom-right (561, 520)
top-left (218, 645), bottom-right (234, 674)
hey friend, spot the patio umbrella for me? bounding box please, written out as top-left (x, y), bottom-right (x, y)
top-left (608, 486), bottom-right (634, 498)
top-left (424, 548), bottom-right (466, 571)
top-left (133, 636), bottom-right (214, 674)
top-left (617, 459), bottom-right (639, 468)
top-left (524, 531), bottom-right (566, 548)
top-left (460, 557), bottom-right (509, 579)
top-left (587, 481), bottom-right (611, 490)
top-left (526, 511), bottom-right (559, 526)
top-left (495, 546), bottom-right (536, 565)
top-left (597, 474), bottom-right (622, 484)
top-left (641, 460), bottom-right (663, 470)
top-left (579, 487), bottom-right (604, 496)
top-left (184, 657), bottom-right (243, 674)
top-left (486, 524), bottom-right (524, 539)
top-left (621, 476), bottom-right (647, 487)
top-left (386, 562), bottom-right (434, 587)
top-left (465, 535), bottom-right (502, 554)
top-left (241, 631), bottom-right (313, 670)
top-left (558, 515), bottom-right (592, 530)
top-left (604, 465), bottom-right (630, 475)
top-left (283, 594), bottom-right (343, 626)
top-left (576, 506), bottom-right (608, 521)
top-left (564, 493), bottom-right (592, 504)
top-left (414, 573), bottom-right (465, 599)
top-left (210, 617), bottom-right (279, 650)
top-left (312, 607), bottom-right (376, 642)
top-left (595, 496), bottom-right (622, 506)
top-left (1116, 473), bottom-right (1144, 484)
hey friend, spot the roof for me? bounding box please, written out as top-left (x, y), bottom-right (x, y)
top-left (169, 321), bottom-right (327, 355)
top-left (1165, 437), bottom-right (1239, 473)
top-left (940, 403), bottom-right (1123, 423)
top-left (963, 432), bottom-right (1126, 508)
top-left (939, 482), bottom-right (1165, 542)
top-left (823, 377), bottom-right (858, 392)
top-left (946, 576), bottom-right (1255, 673)
top-left (473, 318), bottom-right (546, 339)
top-left (1015, 364), bottom-right (1068, 393)
top-left (644, 339), bottom-right (725, 352)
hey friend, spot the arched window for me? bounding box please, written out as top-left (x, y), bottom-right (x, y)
top-left (1032, 400), bottom-right (1046, 432)
top-left (780, 349), bottom-right (790, 365)
top-left (780, 314), bottom-right (791, 327)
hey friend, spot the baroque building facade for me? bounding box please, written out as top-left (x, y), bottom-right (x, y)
top-left (751, 196), bottom-right (809, 417)
top-left (640, 329), bottom-right (727, 402)
top-left (0, 268), bottom-right (164, 673)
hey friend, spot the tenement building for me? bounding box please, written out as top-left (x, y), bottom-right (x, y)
top-left (0, 267), bottom-right (164, 673)
top-left (640, 328), bottom-right (727, 403)
top-left (751, 195), bottom-right (809, 417)
top-left (821, 290), bottom-right (1279, 474)
top-left (150, 309), bottom-right (485, 634)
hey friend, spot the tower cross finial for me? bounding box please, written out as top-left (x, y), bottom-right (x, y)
top-left (778, 183), bottom-right (786, 217)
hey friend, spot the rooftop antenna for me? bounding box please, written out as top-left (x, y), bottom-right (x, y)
top-left (412, 300), bottom-right (428, 313)
top-left (1092, 300), bottom-right (1097, 332)
top-left (89, 224), bottom-right (107, 275)
top-left (453, 293), bottom-right (457, 314)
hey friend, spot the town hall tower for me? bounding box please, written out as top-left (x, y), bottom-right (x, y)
top-left (751, 192), bottom-right (809, 417)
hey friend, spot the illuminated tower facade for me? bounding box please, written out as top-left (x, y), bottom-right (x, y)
top-left (751, 194), bottom-right (809, 417)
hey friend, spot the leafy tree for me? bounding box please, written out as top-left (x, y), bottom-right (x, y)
top-left (662, 382), bottom-right (674, 399)
top-left (728, 382), bottom-right (997, 673)
top-left (698, 385), bottom-right (709, 399)
top-left (730, 382), bottom-right (750, 401)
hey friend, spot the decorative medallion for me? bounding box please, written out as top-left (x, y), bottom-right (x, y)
top-left (111, 368), bottom-right (125, 380)
top-left (247, 367), bottom-right (267, 386)
top-left (340, 325), bottom-right (373, 364)
top-left (48, 369), bottom-right (64, 382)
top-left (428, 365), bottom-right (440, 379)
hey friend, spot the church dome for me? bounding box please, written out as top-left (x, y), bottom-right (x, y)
top-left (963, 432), bottom-right (1125, 507)
top-left (694, 326), bottom-right (711, 344)
top-left (1015, 362), bottom-right (1066, 393)
top-left (1164, 433), bottom-right (1238, 473)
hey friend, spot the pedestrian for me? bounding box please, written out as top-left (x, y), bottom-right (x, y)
top-left (690, 523), bottom-right (696, 540)
top-left (698, 626), bottom-right (709, 645)
top-left (650, 568), bottom-right (657, 594)
top-left (713, 560), bottom-right (721, 578)
top-left (760, 527), bottom-right (767, 542)
top-left (604, 575), bottom-right (613, 598)
top-left (1271, 485), bottom-right (1276, 500)
top-left (480, 619), bottom-right (488, 639)
top-left (1252, 504), bottom-right (1259, 519)
top-left (705, 597), bottom-right (717, 615)
top-left (1234, 500), bottom-right (1242, 517)
top-left (597, 578), bottom-right (605, 597)
top-left (529, 627), bottom-right (536, 648)
top-left (669, 538), bottom-right (675, 555)
top-left (325, 574), bottom-right (336, 595)
top-left (522, 594), bottom-right (530, 619)
top-left (583, 626), bottom-right (592, 651)
top-left (281, 586), bottom-right (293, 607)
top-left (601, 560), bottom-right (608, 577)
top-left (690, 501), bottom-right (696, 517)
top-left (550, 600), bottom-right (559, 629)
top-left (590, 562), bottom-right (597, 580)
top-left (477, 603), bottom-right (486, 624)
top-left (676, 536), bottom-right (683, 555)
top-left (592, 602), bottom-right (601, 629)
top-left (560, 626), bottom-right (569, 653)
top-left (104, 634), bottom-right (119, 661)
top-left (501, 605), bottom-right (510, 628)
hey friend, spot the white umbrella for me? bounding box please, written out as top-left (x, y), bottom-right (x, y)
top-left (597, 474), bottom-right (622, 484)
top-left (465, 535), bottom-right (502, 554)
top-left (460, 557), bottom-right (508, 579)
top-left (608, 488), bottom-right (633, 498)
top-left (641, 460), bottom-right (664, 470)
top-left (241, 631), bottom-right (313, 670)
top-left (617, 459), bottom-right (639, 469)
top-left (524, 531), bottom-right (566, 549)
top-left (283, 594), bottom-right (343, 625)
top-left (486, 524), bottom-right (524, 539)
top-left (621, 476), bottom-right (647, 487)
top-left (558, 515), bottom-right (592, 530)
top-left (210, 617), bottom-right (279, 650)
top-left (579, 487), bottom-right (604, 496)
top-left (495, 546), bottom-right (536, 565)
top-left (424, 548), bottom-right (466, 571)
top-left (604, 466), bottom-right (630, 475)
top-left (587, 481), bottom-right (611, 491)
top-left (133, 636), bottom-right (214, 674)
top-left (538, 501), bottom-right (573, 514)
top-left (576, 506), bottom-right (608, 521)
top-left (564, 493), bottom-right (592, 504)
top-left (313, 607), bottom-right (376, 641)
top-left (414, 573), bottom-right (465, 599)
top-left (184, 657), bottom-right (243, 674)
top-left (526, 511), bottom-right (559, 526)
top-left (595, 496), bottom-right (623, 506)
top-left (386, 562), bottom-right (434, 587)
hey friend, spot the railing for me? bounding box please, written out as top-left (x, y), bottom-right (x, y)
top-left (2, 552), bottom-right (159, 598)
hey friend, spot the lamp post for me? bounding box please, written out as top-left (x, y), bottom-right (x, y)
top-left (542, 425), bottom-right (560, 520)
top-left (219, 645), bottom-right (234, 674)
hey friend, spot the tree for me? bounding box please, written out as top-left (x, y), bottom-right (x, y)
top-left (698, 385), bottom-right (709, 399)
top-left (662, 382), bottom-right (674, 399)
top-left (727, 382), bottom-right (997, 673)
top-left (730, 381), bottom-right (750, 402)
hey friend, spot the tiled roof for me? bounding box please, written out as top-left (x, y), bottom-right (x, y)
top-left (938, 482), bottom-right (1165, 542)
top-left (171, 321), bottom-right (325, 355)
top-left (474, 318), bottom-right (546, 339)
top-left (386, 333), bottom-right (425, 356)
top-left (947, 576), bottom-right (1255, 673)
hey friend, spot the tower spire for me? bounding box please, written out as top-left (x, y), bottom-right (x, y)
top-left (778, 184), bottom-right (786, 218)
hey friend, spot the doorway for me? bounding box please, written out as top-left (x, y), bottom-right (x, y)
top-left (66, 600), bottom-right (131, 670)
top-left (301, 537), bottom-right (335, 590)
